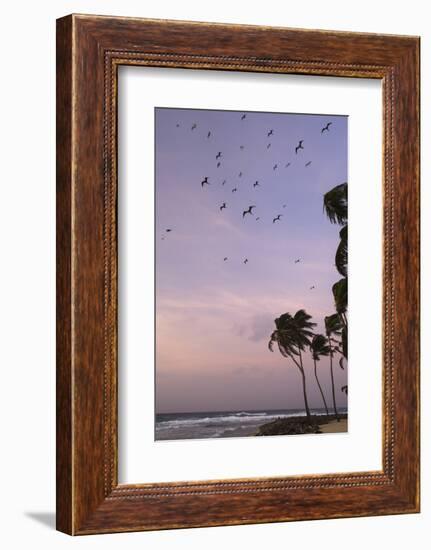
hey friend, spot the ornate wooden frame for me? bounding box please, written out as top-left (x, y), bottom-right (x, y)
top-left (56, 14), bottom-right (420, 535)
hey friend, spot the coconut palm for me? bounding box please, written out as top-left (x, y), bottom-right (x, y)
top-left (323, 182), bottom-right (347, 226)
top-left (309, 334), bottom-right (330, 416)
top-left (324, 314), bottom-right (342, 421)
top-left (268, 310), bottom-right (316, 421)
top-left (324, 182), bottom-right (348, 394)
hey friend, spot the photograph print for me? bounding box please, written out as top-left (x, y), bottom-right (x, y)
top-left (155, 107), bottom-right (348, 441)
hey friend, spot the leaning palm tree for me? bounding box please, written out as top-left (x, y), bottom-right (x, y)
top-left (323, 182), bottom-right (347, 226)
top-left (309, 334), bottom-right (331, 416)
top-left (324, 314), bottom-right (342, 421)
top-left (268, 310), bottom-right (316, 421)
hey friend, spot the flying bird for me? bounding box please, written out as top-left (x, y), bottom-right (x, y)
top-left (165, 229), bottom-right (172, 233)
top-left (267, 129), bottom-right (274, 137)
top-left (273, 164), bottom-right (278, 170)
top-left (201, 176), bottom-right (209, 187)
top-left (222, 180), bottom-right (226, 186)
top-left (232, 188), bottom-right (237, 193)
top-left (295, 140), bottom-right (304, 154)
top-left (253, 181), bottom-right (260, 188)
top-left (240, 145), bottom-right (245, 150)
top-left (207, 131), bottom-right (211, 138)
top-left (256, 217), bottom-right (260, 221)
top-left (242, 205), bottom-right (256, 218)
top-left (216, 152), bottom-right (222, 160)
top-left (267, 143), bottom-right (271, 149)
top-left (244, 258), bottom-right (249, 264)
top-left (217, 162), bottom-right (221, 168)
top-left (224, 257), bottom-right (228, 261)
top-left (238, 171), bottom-right (243, 177)
top-left (310, 286), bottom-right (315, 290)
top-left (285, 162), bottom-right (291, 168)
top-left (241, 114), bottom-right (247, 120)
top-left (305, 161), bottom-right (312, 167)
top-left (220, 202), bottom-right (227, 211)
top-left (273, 214), bottom-right (282, 223)
top-left (176, 123), bottom-right (180, 128)
top-left (294, 259), bottom-right (301, 264)
top-left (321, 122), bottom-right (332, 133)
top-left (282, 204), bottom-right (287, 208)
top-left (191, 123), bottom-right (197, 131)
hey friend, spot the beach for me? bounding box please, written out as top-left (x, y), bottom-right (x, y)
top-left (155, 409), bottom-right (348, 440)
top-left (256, 413), bottom-right (348, 436)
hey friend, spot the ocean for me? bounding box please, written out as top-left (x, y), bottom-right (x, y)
top-left (155, 407), bottom-right (348, 441)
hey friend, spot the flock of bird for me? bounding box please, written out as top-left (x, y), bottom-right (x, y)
top-left (162, 112), bottom-right (335, 291)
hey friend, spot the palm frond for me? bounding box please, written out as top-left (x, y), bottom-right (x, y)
top-left (332, 277), bottom-right (347, 315)
top-left (335, 225), bottom-right (348, 277)
top-left (309, 334), bottom-right (331, 361)
top-left (323, 182), bottom-right (347, 225)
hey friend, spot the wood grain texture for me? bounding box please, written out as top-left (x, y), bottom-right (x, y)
top-left (56, 14), bottom-right (420, 535)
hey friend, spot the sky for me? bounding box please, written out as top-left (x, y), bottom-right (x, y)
top-left (155, 107), bottom-right (348, 414)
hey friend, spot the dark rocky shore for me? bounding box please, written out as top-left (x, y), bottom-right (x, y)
top-left (256, 413), bottom-right (348, 436)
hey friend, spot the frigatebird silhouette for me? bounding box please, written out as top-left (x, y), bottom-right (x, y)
top-left (207, 131), bottom-right (211, 138)
top-left (220, 203), bottom-right (227, 211)
top-left (217, 162), bottom-right (221, 168)
top-left (273, 214), bottom-right (282, 223)
top-left (321, 122), bottom-right (332, 133)
top-left (273, 164), bottom-right (278, 170)
top-left (310, 286), bottom-right (315, 290)
top-left (244, 258), bottom-right (249, 264)
top-left (267, 143), bottom-right (271, 149)
top-left (241, 114), bottom-right (247, 120)
top-left (242, 205), bottom-right (256, 218)
top-left (216, 152), bottom-right (222, 160)
top-left (201, 177), bottom-right (209, 187)
top-left (224, 257), bottom-right (228, 261)
top-left (305, 161), bottom-right (312, 167)
top-left (232, 188), bottom-right (237, 193)
top-left (295, 140), bottom-right (304, 154)
top-left (285, 162), bottom-right (291, 168)
top-left (253, 181), bottom-right (260, 188)
top-left (294, 258), bottom-right (301, 264)
top-left (191, 123), bottom-right (197, 131)
top-left (267, 129), bottom-right (274, 137)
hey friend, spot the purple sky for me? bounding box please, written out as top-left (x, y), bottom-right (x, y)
top-left (155, 107), bottom-right (348, 414)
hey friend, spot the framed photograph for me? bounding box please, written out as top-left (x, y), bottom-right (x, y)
top-left (56, 14), bottom-right (420, 535)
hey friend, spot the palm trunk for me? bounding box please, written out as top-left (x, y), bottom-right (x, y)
top-left (298, 351), bottom-right (311, 422)
top-left (327, 337), bottom-right (339, 421)
top-left (314, 359), bottom-right (329, 416)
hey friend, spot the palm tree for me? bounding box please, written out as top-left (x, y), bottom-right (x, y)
top-left (309, 334), bottom-right (330, 416)
top-left (324, 314), bottom-right (342, 421)
top-left (324, 182), bottom-right (348, 394)
top-left (323, 182), bottom-right (347, 226)
top-left (268, 310), bottom-right (316, 421)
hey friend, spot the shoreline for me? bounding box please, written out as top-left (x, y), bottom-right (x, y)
top-left (256, 413), bottom-right (348, 436)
